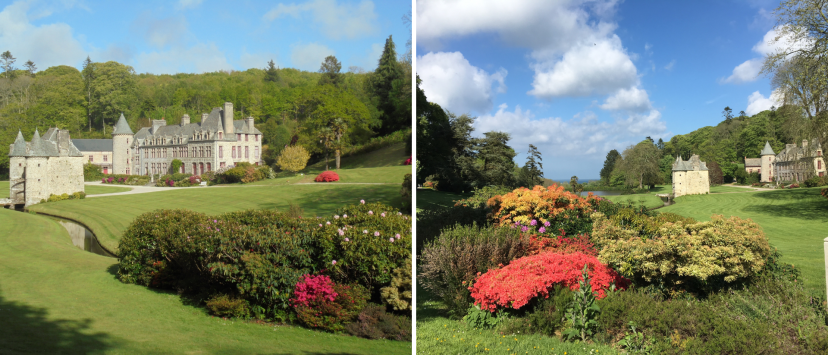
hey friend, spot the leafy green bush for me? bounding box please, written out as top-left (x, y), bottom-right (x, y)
top-left (205, 294), bottom-right (250, 318)
top-left (295, 282), bottom-right (369, 332)
top-left (454, 185), bottom-right (514, 209)
top-left (44, 192), bottom-right (86, 203)
top-left (277, 145), bottom-right (310, 173)
top-left (380, 258), bottom-right (411, 311)
top-left (83, 162), bottom-right (103, 181)
top-left (345, 304), bottom-right (412, 341)
top-left (400, 173), bottom-right (412, 213)
top-left (415, 205), bottom-right (489, 256)
top-left (418, 224), bottom-right (531, 317)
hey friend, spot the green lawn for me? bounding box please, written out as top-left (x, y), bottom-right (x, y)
top-left (0, 181), bottom-right (131, 198)
top-left (30, 183), bottom-right (403, 252)
top-left (85, 184), bottom-right (132, 195)
top-left (602, 194), bottom-right (666, 209)
top-left (0, 208), bottom-right (409, 354)
top-left (709, 185), bottom-right (756, 193)
top-left (416, 189), bottom-right (470, 212)
top-left (661, 187), bottom-right (828, 294)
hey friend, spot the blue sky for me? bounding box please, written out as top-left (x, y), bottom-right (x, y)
top-left (0, 0), bottom-right (410, 74)
top-left (416, 0), bottom-right (785, 180)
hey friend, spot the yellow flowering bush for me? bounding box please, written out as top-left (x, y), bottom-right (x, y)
top-left (591, 212), bottom-right (771, 293)
top-left (486, 184), bottom-right (599, 227)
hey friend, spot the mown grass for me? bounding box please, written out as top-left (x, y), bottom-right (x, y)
top-left (602, 194), bottom-right (666, 209)
top-left (30, 183), bottom-right (402, 252)
top-left (709, 185), bottom-right (756, 193)
top-left (416, 189), bottom-right (470, 213)
top-left (661, 187), bottom-right (828, 294)
top-left (0, 181), bottom-right (131, 198)
top-left (0, 208), bottom-right (409, 354)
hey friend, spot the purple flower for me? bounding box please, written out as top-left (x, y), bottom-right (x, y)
top-left (368, 211), bottom-right (374, 215)
top-left (521, 226), bottom-right (529, 232)
top-left (332, 260), bottom-right (337, 265)
top-left (530, 219), bottom-right (537, 226)
top-left (360, 199), bottom-right (365, 204)
top-left (344, 238), bottom-right (349, 242)
top-left (374, 231), bottom-right (380, 236)
top-left (539, 227), bottom-right (546, 233)
top-left (543, 221), bottom-right (551, 227)
top-left (514, 221), bottom-right (520, 226)
top-left (213, 220), bottom-right (217, 223)
top-left (389, 238), bottom-right (394, 242)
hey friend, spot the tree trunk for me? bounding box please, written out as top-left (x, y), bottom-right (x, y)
top-left (639, 173), bottom-right (643, 189)
top-left (336, 149), bottom-right (340, 170)
top-left (325, 151), bottom-right (329, 171)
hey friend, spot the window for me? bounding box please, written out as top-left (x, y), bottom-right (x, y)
top-left (207, 163), bottom-right (211, 172)
top-left (245, 134), bottom-right (249, 142)
top-left (237, 134), bottom-right (241, 141)
top-left (255, 147), bottom-right (259, 159)
top-left (219, 132), bottom-right (223, 139)
top-left (220, 162), bottom-right (225, 168)
top-left (126, 168), bottom-right (130, 175)
top-left (245, 146), bottom-right (249, 158)
top-left (103, 167), bottom-right (108, 174)
top-left (192, 163), bottom-right (197, 173)
top-left (232, 146), bottom-right (236, 158)
top-left (89, 155), bottom-right (93, 162)
top-left (820, 161), bottom-right (823, 169)
top-left (219, 146), bottom-right (223, 158)
top-left (255, 134), bottom-right (259, 142)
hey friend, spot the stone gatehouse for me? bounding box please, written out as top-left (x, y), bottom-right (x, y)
top-left (672, 154), bottom-right (710, 197)
top-left (7, 128), bottom-right (85, 207)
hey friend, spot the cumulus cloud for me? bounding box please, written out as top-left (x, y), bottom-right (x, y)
top-left (0, 1), bottom-right (87, 69)
top-left (290, 42), bottom-right (334, 71)
top-left (263, 0), bottom-right (377, 40)
top-left (745, 89), bottom-right (782, 115)
top-left (723, 58), bottom-right (763, 84)
top-left (600, 86), bottom-right (651, 112)
top-left (417, 51), bottom-right (507, 115)
top-left (664, 60), bottom-right (675, 71)
top-left (723, 27), bottom-right (812, 84)
top-left (474, 103), bottom-right (666, 159)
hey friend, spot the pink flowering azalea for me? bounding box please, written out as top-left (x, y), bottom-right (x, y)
top-left (360, 200), bottom-right (365, 204)
top-left (319, 224), bottom-right (323, 227)
top-left (334, 215), bottom-right (340, 219)
top-left (368, 211), bottom-right (374, 215)
top-left (332, 260), bottom-right (337, 265)
top-left (395, 233), bottom-right (401, 239)
top-left (374, 231), bottom-right (380, 236)
top-left (381, 212), bottom-right (386, 217)
top-left (344, 238), bottom-right (349, 242)
top-left (389, 238), bottom-right (394, 242)
top-left (363, 230), bottom-right (368, 234)
top-left (326, 221), bottom-right (331, 225)
top-left (539, 227), bottom-right (546, 233)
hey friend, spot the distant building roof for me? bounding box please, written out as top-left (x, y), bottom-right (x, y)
top-left (673, 154), bottom-right (709, 171)
top-left (9, 131), bottom-right (27, 157)
top-left (72, 139), bottom-right (113, 152)
top-left (112, 113), bottom-right (134, 135)
top-left (760, 141), bottom-right (775, 155)
top-left (745, 158), bottom-right (761, 167)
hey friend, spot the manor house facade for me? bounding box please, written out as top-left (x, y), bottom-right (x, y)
top-left (746, 140), bottom-right (825, 183)
top-left (75, 102), bottom-right (262, 176)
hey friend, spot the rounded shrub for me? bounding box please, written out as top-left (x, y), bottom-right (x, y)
top-left (315, 170), bottom-right (340, 182)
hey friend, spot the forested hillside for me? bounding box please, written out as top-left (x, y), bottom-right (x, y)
top-left (0, 35), bottom-right (411, 174)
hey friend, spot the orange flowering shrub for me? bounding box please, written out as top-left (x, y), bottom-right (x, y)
top-left (527, 233), bottom-right (597, 257)
top-left (486, 184), bottom-right (602, 229)
top-left (469, 251), bottom-right (629, 312)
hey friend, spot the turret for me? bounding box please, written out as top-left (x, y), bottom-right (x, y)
top-left (112, 113), bottom-right (134, 175)
top-left (223, 102), bottom-right (234, 135)
top-left (760, 141), bottom-right (776, 183)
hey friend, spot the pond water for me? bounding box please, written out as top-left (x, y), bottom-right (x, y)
top-left (46, 216), bottom-right (115, 258)
top-left (582, 190), bottom-right (624, 196)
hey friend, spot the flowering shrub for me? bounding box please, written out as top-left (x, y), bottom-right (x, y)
top-left (98, 174), bottom-right (149, 185)
top-left (788, 183), bottom-right (800, 188)
top-left (292, 274), bottom-right (337, 307)
top-left (295, 282), bottom-right (369, 332)
top-left (166, 179), bottom-right (174, 187)
top-left (189, 175), bottom-right (201, 185)
top-left (528, 233), bottom-right (597, 257)
top-left (486, 184), bottom-right (606, 236)
top-left (469, 251), bottom-right (629, 312)
top-left (403, 156), bottom-right (411, 165)
top-left (423, 181), bottom-right (435, 189)
top-left (419, 224), bottom-right (531, 316)
top-left (315, 170), bottom-right (340, 182)
top-left (591, 212), bottom-right (771, 294)
top-left (346, 304), bottom-right (411, 341)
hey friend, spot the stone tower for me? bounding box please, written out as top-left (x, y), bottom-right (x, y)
top-left (760, 141), bottom-right (775, 183)
top-left (25, 129), bottom-right (49, 206)
top-left (672, 154), bottom-right (710, 197)
top-left (112, 113), bottom-right (134, 175)
top-left (8, 130), bottom-right (27, 204)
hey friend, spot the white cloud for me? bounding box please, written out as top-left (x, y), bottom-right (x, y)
top-left (132, 14), bottom-right (190, 49)
top-left (417, 51), bottom-right (507, 115)
top-left (723, 58), bottom-right (763, 84)
top-left (528, 36), bottom-right (637, 98)
top-left (746, 89), bottom-right (782, 115)
top-left (664, 60), bottom-right (675, 71)
top-left (177, 0), bottom-right (203, 10)
top-left (134, 43), bottom-right (232, 74)
top-left (600, 86), bottom-right (651, 112)
top-left (0, 1), bottom-right (87, 70)
top-left (290, 42), bottom-right (334, 71)
top-left (263, 0), bottom-right (377, 40)
top-left (474, 103), bottom-right (666, 159)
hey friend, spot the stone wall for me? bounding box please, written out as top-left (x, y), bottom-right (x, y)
top-left (673, 170), bottom-right (709, 197)
top-left (112, 134), bottom-right (130, 174)
top-left (80, 150), bottom-right (112, 173)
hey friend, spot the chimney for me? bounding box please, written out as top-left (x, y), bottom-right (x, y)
top-left (202, 113), bottom-right (208, 122)
top-left (246, 116), bottom-right (254, 131)
top-left (223, 102), bottom-right (234, 134)
top-left (181, 114), bottom-right (190, 126)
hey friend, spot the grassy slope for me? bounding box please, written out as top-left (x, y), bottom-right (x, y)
top-left (0, 208), bottom-right (409, 354)
top-left (602, 194), bottom-right (665, 209)
top-left (661, 187), bottom-right (828, 293)
top-left (415, 190), bottom-right (618, 354)
top-left (1, 181), bottom-right (131, 198)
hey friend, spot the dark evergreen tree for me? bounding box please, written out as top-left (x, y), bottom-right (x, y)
top-left (1, 51), bottom-right (16, 79)
top-left (318, 55), bottom-right (343, 87)
top-left (264, 60), bottom-right (280, 83)
top-left (416, 75), bottom-right (455, 186)
top-left (599, 149), bottom-right (621, 184)
top-left (23, 60), bottom-right (36, 77)
top-left (81, 56), bottom-right (95, 132)
top-left (478, 131), bottom-right (516, 187)
top-left (372, 35), bottom-right (404, 135)
top-left (518, 144), bottom-right (544, 187)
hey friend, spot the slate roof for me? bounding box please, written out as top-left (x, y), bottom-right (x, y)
top-left (744, 158), bottom-right (761, 167)
top-left (673, 154), bottom-right (708, 171)
top-left (112, 113), bottom-right (134, 135)
top-left (9, 131), bottom-right (27, 157)
top-left (760, 141), bottom-right (775, 155)
top-left (72, 139), bottom-right (113, 152)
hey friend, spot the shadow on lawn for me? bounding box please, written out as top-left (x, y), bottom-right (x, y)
top-left (744, 189), bottom-right (828, 221)
top-left (0, 288), bottom-right (120, 353)
top-left (276, 186), bottom-right (402, 216)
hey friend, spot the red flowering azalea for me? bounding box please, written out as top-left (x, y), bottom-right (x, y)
top-left (315, 171), bottom-right (339, 182)
top-left (528, 233), bottom-right (597, 256)
top-left (469, 251), bottom-right (629, 312)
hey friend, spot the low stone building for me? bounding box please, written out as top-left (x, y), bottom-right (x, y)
top-left (672, 154), bottom-right (710, 197)
top-left (71, 139), bottom-right (114, 174)
top-left (7, 128), bottom-right (85, 207)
